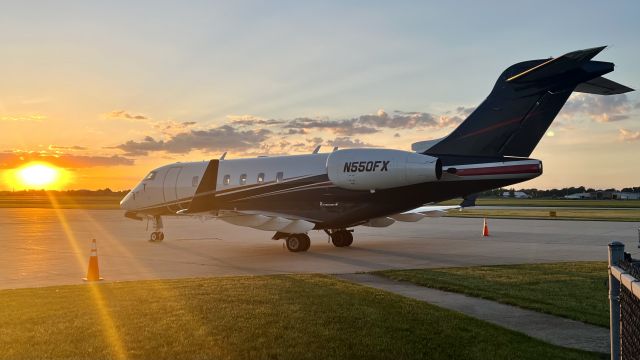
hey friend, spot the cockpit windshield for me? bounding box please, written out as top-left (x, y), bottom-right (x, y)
top-left (144, 171), bottom-right (157, 181)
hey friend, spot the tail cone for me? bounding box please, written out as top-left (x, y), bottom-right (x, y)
top-left (482, 218), bottom-right (490, 237)
top-left (83, 239), bottom-right (104, 281)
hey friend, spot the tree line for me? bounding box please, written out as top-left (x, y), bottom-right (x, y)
top-left (481, 186), bottom-right (640, 199)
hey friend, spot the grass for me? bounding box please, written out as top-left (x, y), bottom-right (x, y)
top-left (0, 194), bottom-right (122, 209)
top-left (376, 262), bottom-right (609, 328)
top-left (0, 275), bottom-right (602, 359)
top-left (439, 198), bottom-right (640, 208)
top-left (447, 208), bottom-right (640, 222)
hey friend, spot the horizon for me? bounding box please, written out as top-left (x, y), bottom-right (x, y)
top-left (1, 1), bottom-right (639, 191)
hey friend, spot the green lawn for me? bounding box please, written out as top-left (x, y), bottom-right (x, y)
top-left (439, 198), bottom-right (640, 208)
top-left (0, 275), bottom-right (602, 359)
top-left (377, 262), bottom-right (609, 328)
top-left (0, 194), bottom-right (123, 209)
top-left (446, 208), bottom-right (640, 222)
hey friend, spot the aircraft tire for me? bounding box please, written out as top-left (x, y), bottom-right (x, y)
top-left (286, 234), bottom-right (310, 252)
top-left (299, 233), bottom-right (311, 252)
top-left (331, 230), bottom-right (352, 247)
top-left (342, 231), bottom-right (353, 247)
top-left (149, 231), bottom-right (164, 242)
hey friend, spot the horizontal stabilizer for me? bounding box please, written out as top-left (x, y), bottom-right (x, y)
top-left (575, 76), bottom-right (634, 95)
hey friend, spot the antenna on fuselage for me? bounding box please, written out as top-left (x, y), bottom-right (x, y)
top-left (220, 151), bottom-right (227, 160)
top-left (312, 145), bottom-right (321, 154)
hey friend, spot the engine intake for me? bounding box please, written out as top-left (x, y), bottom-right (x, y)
top-left (326, 148), bottom-right (442, 191)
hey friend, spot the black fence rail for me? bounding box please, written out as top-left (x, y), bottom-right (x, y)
top-left (609, 242), bottom-right (640, 360)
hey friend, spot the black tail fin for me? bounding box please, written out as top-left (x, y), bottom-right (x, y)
top-left (426, 46), bottom-right (633, 158)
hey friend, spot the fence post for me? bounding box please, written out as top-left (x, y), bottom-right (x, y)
top-left (609, 241), bottom-right (624, 360)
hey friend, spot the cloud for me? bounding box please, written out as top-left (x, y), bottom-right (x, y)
top-left (152, 120), bottom-right (198, 135)
top-left (561, 94), bottom-right (633, 122)
top-left (285, 117), bottom-right (379, 136)
top-left (327, 137), bottom-right (378, 148)
top-left (455, 106), bottom-right (476, 116)
top-left (619, 128), bottom-right (640, 142)
top-left (48, 145), bottom-right (88, 151)
top-left (282, 108), bottom-right (463, 136)
top-left (230, 115), bottom-right (285, 127)
top-left (106, 110), bottom-right (148, 120)
top-left (114, 125), bottom-right (271, 156)
top-left (112, 106), bottom-right (468, 157)
top-left (0, 152), bottom-right (133, 169)
top-left (0, 114), bottom-right (46, 121)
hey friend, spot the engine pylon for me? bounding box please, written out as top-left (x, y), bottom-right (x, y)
top-left (83, 239), bottom-right (104, 281)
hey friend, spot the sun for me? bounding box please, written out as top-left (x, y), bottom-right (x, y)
top-left (15, 163), bottom-right (62, 189)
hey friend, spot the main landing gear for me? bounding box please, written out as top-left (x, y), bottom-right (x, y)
top-left (327, 229), bottom-right (353, 248)
top-left (285, 233), bottom-right (311, 252)
top-left (272, 232), bottom-right (311, 252)
top-left (272, 229), bottom-right (354, 253)
top-left (148, 215), bottom-right (165, 242)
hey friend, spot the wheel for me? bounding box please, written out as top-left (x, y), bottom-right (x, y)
top-left (286, 234), bottom-right (310, 252)
top-left (342, 231), bottom-right (353, 247)
top-left (298, 233), bottom-right (311, 251)
top-left (159, 232), bottom-right (165, 241)
top-left (331, 230), bottom-right (353, 247)
top-left (331, 231), bottom-right (344, 247)
top-left (150, 232), bottom-right (159, 242)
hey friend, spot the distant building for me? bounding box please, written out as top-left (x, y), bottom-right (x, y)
top-left (564, 192), bottom-right (592, 199)
top-left (501, 191), bottom-right (531, 199)
top-left (564, 191), bottom-right (639, 200)
top-left (612, 192), bottom-right (640, 200)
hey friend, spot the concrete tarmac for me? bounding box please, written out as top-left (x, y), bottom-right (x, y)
top-left (0, 208), bottom-right (638, 290)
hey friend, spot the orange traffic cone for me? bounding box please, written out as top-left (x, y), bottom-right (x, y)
top-left (482, 218), bottom-right (490, 237)
top-left (83, 239), bottom-right (103, 281)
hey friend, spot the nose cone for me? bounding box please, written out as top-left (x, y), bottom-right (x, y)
top-left (120, 191), bottom-right (134, 210)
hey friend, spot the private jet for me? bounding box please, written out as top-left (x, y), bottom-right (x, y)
top-left (120, 46), bottom-right (632, 252)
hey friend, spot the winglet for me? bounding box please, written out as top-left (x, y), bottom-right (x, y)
top-left (312, 145), bottom-right (321, 154)
top-left (220, 152), bottom-right (227, 160)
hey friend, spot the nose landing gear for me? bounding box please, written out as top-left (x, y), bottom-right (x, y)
top-left (150, 231), bottom-right (165, 242)
top-left (148, 215), bottom-right (165, 242)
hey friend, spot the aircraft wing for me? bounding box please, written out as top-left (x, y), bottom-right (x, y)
top-left (364, 204), bottom-right (465, 227)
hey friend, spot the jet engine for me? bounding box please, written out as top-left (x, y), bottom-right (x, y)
top-left (326, 148), bottom-right (442, 191)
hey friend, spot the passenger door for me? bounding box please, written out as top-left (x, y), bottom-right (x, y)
top-left (163, 166), bottom-right (182, 204)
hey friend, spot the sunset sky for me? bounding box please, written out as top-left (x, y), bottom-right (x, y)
top-left (1, 1), bottom-right (638, 191)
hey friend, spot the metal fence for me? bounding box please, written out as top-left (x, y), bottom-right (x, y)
top-left (608, 242), bottom-right (640, 360)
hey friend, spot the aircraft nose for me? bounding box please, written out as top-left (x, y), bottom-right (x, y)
top-left (120, 191), bottom-right (134, 210)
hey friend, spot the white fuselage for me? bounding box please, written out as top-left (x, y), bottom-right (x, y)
top-left (120, 153), bottom-right (330, 213)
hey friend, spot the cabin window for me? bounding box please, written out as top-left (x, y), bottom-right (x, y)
top-left (192, 176), bottom-right (199, 187)
top-left (223, 175), bottom-right (231, 186)
top-left (144, 171), bottom-right (156, 181)
top-left (240, 174), bottom-right (247, 185)
top-left (276, 171), bottom-right (284, 183)
top-left (257, 173), bottom-right (265, 184)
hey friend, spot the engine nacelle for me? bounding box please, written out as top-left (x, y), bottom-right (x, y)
top-left (326, 148), bottom-right (442, 191)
